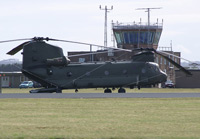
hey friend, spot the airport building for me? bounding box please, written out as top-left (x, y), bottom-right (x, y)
top-left (0, 72), bottom-right (29, 88)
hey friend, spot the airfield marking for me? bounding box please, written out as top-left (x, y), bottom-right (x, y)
top-left (1, 93), bottom-right (200, 99)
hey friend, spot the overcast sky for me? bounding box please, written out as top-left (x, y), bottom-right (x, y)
top-left (0, 0), bottom-right (200, 62)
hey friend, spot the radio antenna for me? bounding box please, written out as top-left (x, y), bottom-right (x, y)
top-left (136, 7), bottom-right (162, 26)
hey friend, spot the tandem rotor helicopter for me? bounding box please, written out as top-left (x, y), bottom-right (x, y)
top-left (1, 37), bottom-right (192, 93)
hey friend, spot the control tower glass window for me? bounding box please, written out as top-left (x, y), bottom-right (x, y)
top-left (115, 32), bottom-right (122, 44)
top-left (124, 32), bottom-right (129, 44)
top-left (154, 32), bottom-right (161, 45)
top-left (149, 32), bottom-right (155, 44)
top-left (123, 32), bottom-right (139, 44)
top-left (133, 32), bottom-right (139, 44)
top-left (114, 31), bottom-right (161, 46)
top-left (139, 32), bottom-right (156, 44)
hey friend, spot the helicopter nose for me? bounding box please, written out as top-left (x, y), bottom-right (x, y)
top-left (160, 71), bottom-right (167, 82)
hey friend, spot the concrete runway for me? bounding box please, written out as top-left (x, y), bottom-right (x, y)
top-left (1, 93), bottom-right (200, 99)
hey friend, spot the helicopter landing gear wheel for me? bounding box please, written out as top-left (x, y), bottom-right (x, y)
top-left (104, 88), bottom-right (112, 93)
top-left (56, 88), bottom-right (62, 93)
top-left (118, 87), bottom-right (126, 93)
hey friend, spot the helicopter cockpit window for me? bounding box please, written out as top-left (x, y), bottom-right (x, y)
top-left (155, 66), bottom-right (159, 72)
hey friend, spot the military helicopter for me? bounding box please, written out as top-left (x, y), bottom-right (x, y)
top-left (2, 37), bottom-right (191, 93)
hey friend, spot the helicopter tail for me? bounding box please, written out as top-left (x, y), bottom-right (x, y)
top-left (21, 40), bottom-right (67, 89)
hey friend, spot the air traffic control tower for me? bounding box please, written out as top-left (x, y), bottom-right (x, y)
top-left (112, 20), bottom-right (163, 50)
top-left (94, 19), bottom-right (163, 61)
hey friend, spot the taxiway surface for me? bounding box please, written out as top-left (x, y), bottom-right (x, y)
top-left (1, 93), bottom-right (200, 99)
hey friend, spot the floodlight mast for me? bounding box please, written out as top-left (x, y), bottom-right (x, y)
top-left (136, 7), bottom-right (162, 26)
top-left (99, 5), bottom-right (113, 47)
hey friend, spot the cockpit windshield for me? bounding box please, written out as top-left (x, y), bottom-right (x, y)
top-left (147, 62), bottom-right (160, 73)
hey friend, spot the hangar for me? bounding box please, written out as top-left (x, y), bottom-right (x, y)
top-left (175, 70), bottom-right (200, 88)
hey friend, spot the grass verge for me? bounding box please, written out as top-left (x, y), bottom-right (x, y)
top-left (0, 98), bottom-right (200, 138)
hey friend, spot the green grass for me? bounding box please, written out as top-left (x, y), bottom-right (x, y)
top-left (0, 98), bottom-right (200, 138)
top-left (2, 88), bottom-right (200, 93)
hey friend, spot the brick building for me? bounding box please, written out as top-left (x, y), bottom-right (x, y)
top-left (0, 72), bottom-right (29, 88)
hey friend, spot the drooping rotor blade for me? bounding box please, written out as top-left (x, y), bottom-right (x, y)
top-left (154, 50), bottom-right (192, 75)
top-left (157, 50), bottom-right (194, 63)
top-left (131, 48), bottom-right (192, 75)
top-left (47, 38), bottom-right (132, 52)
top-left (7, 41), bottom-right (31, 55)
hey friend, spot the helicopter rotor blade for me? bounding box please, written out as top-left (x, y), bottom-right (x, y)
top-left (47, 38), bottom-right (132, 52)
top-left (130, 48), bottom-right (192, 75)
top-left (6, 41), bottom-right (31, 55)
top-left (68, 49), bottom-right (127, 58)
top-left (3, 36), bottom-right (131, 56)
top-left (153, 50), bottom-right (192, 75)
top-left (157, 50), bottom-right (194, 63)
top-left (0, 38), bottom-right (33, 55)
top-left (0, 38), bottom-right (32, 43)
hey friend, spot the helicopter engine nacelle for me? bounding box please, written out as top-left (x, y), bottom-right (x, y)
top-left (46, 56), bottom-right (70, 67)
top-left (132, 51), bottom-right (155, 62)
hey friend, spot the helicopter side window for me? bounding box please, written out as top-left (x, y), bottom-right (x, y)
top-left (122, 69), bottom-right (127, 75)
top-left (85, 72), bottom-right (90, 76)
top-left (67, 72), bottom-right (72, 77)
top-left (141, 68), bottom-right (146, 74)
top-left (47, 68), bottom-right (53, 75)
top-left (104, 71), bottom-right (109, 76)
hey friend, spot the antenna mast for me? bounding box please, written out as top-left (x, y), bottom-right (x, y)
top-left (99, 5), bottom-right (113, 47)
top-left (136, 7), bottom-right (162, 26)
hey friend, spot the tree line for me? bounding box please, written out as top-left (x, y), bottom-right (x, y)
top-left (0, 64), bottom-right (22, 72)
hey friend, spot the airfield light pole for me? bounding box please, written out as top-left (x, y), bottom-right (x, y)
top-left (99, 5), bottom-right (113, 48)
